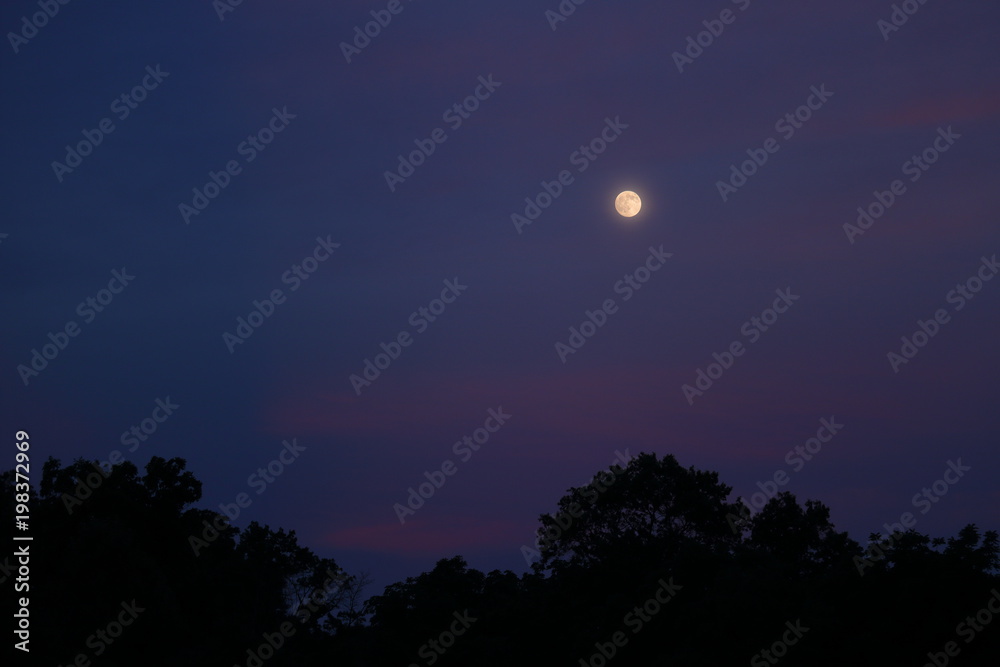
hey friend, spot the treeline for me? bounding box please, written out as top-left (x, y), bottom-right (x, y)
top-left (2, 453), bottom-right (997, 666)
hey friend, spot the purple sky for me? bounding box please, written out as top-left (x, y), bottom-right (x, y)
top-left (2, 0), bottom-right (999, 594)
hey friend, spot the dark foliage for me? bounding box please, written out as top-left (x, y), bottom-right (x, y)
top-left (3, 452), bottom-right (997, 666)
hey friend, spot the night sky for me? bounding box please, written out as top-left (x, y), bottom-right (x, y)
top-left (2, 0), bottom-right (999, 596)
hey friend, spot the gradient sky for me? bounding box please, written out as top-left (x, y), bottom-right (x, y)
top-left (2, 0), bottom-right (999, 595)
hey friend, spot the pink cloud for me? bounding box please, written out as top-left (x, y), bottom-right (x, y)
top-left (870, 91), bottom-right (1000, 129)
top-left (262, 353), bottom-right (905, 468)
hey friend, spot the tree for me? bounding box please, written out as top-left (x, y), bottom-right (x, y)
top-left (532, 452), bottom-right (744, 573)
top-left (3, 456), bottom-right (358, 666)
top-left (745, 491), bottom-right (859, 577)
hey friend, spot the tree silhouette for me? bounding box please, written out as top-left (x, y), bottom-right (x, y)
top-left (3, 451), bottom-right (997, 666)
top-left (1, 456), bottom-right (362, 666)
top-left (532, 452), bottom-right (744, 574)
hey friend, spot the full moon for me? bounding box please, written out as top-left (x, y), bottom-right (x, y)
top-left (615, 191), bottom-right (641, 217)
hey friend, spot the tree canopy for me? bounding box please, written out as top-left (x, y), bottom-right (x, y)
top-left (3, 452), bottom-right (997, 666)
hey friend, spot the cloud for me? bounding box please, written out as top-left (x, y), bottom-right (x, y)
top-left (870, 91), bottom-right (1000, 129)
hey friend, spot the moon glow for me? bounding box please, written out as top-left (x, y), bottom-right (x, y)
top-left (615, 191), bottom-right (641, 217)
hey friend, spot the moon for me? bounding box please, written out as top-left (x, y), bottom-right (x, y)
top-left (615, 191), bottom-right (641, 217)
